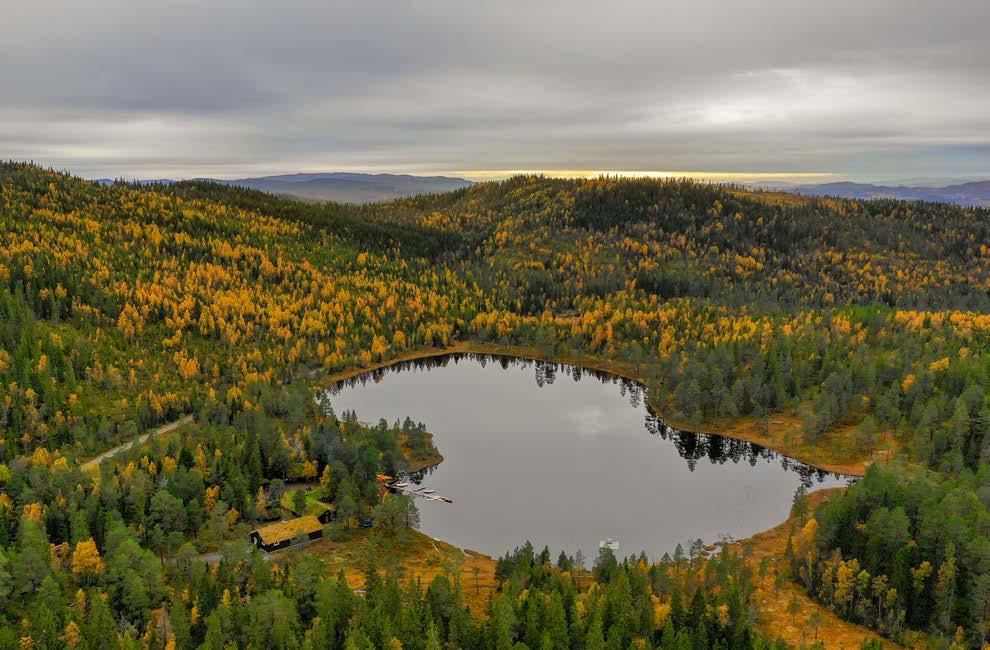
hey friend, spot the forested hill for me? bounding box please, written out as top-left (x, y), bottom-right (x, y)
top-left (394, 175), bottom-right (990, 311)
top-left (158, 179), bottom-right (468, 259)
top-left (0, 162), bottom-right (988, 647)
top-left (214, 171), bottom-right (473, 203)
top-left (101, 172), bottom-right (474, 204)
top-left (166, 173), bottom-right (990, 310)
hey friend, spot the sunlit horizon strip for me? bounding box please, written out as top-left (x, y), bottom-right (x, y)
top-left (70, 163), bottom-right (840, 185)
top-left (452, 169), bottom-right (839, 183)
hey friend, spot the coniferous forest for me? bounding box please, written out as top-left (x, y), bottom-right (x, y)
top-left (0, 162), bottom-right (988, 647)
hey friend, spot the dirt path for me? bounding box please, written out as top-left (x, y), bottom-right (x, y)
top-left (81, 414), bottom-right (194, 471)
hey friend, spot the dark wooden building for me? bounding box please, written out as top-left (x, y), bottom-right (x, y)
top-left (317, 507), bottom-right (335, 524)
top-left (249, 515), bottom-right (324, 552)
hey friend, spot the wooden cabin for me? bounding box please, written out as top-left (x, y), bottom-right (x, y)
top-left (316, 507), bottom-right (336, 524)
top-left (249, 515), bottom-right (324, 552)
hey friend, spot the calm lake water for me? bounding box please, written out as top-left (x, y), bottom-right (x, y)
top-left (326, 354), bottom-right (848, 561)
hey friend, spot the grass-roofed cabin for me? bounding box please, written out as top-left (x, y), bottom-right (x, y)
top-left (249, 515), bottom-right (325, 552)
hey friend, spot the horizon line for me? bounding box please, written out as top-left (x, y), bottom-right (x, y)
top-left (452, 169), bottom-right (839, 182)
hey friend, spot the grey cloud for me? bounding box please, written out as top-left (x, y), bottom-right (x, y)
top-left (2, 0), bottom-right (988, 180)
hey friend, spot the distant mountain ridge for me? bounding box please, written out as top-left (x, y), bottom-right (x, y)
top-left (94, 171), bottom-right (473, 203)
top-left (93, 174), bottom-right (990, 207)
top-left (787, 180), bottom-right (990, 207)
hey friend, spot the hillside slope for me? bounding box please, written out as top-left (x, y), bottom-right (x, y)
top-left (217, 171), bottom-right (472, 203)
top-left (0, 163), bottom-right (987, 647)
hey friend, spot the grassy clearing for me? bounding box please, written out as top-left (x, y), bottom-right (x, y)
top-left (274, 490), bottom-right (906, 648)
top-left (680, 413), bottom-right (904, 477)
top-left (279, 526), bottom-right (498, 615)
top-left (732, 488), bottom-right (911, 649)
top-left (279, 489), bottom-right (332, 517)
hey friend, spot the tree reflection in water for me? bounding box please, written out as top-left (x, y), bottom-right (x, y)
top-left (327, 353), bottom-right (851, 488)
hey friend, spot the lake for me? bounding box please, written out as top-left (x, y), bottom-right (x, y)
top-left (325, 353), bottom-right (849, 561)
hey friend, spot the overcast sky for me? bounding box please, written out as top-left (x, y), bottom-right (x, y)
top-left (3, 1), bottom-right (988, 182)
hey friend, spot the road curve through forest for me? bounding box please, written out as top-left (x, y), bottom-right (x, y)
top-left (81, 414), bottom-right (194, 471)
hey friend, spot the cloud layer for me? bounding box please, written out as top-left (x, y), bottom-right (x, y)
top-left (4, 0), bottom-right (988, 180)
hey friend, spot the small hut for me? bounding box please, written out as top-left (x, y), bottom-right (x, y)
top-left (316, 507), bottom-right (336, 524)
top-left (249, 515), bottom-right (324, 552)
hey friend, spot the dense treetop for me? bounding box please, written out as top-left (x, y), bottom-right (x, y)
top-left (0, 162), bottom-right (988, 647)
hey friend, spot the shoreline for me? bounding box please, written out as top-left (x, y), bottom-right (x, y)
top-left (301, 343), bottom-right (894, 644)
top-left (316, 340), bottom-right (877, 477)
top-left (402, 431), bottom-right (445, 474)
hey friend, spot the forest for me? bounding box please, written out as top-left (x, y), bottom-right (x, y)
top-left (0, 161), bottom-right (988, 647)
